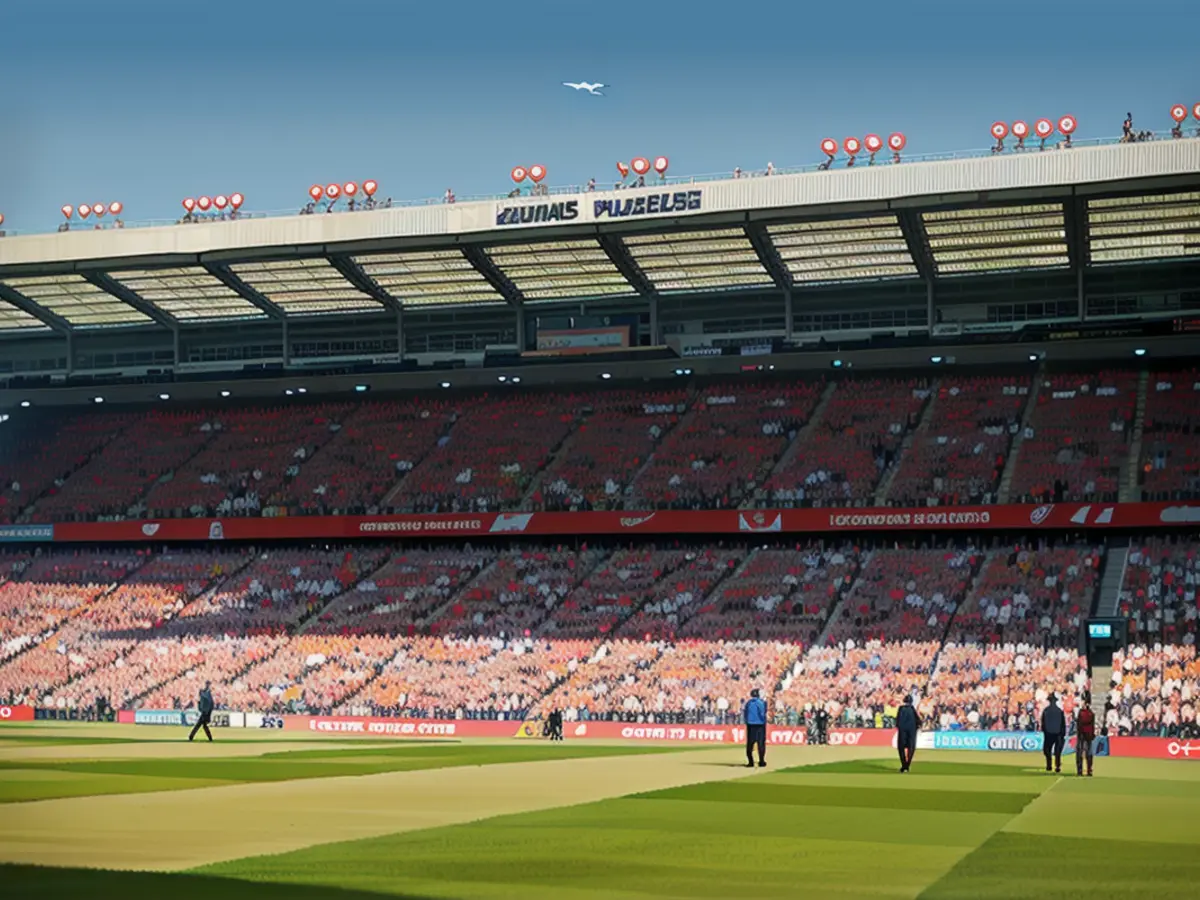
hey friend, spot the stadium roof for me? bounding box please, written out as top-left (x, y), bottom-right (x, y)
top-left (0, 139), bottom-right (1197, 332)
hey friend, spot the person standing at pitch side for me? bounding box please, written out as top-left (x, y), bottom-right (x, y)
top-left (896, 695), bottom-right (920, 772)
top-left (1041, 693), bottom-right (1066, 773)
top-left (1075, 693), bottom-right (1096, 777)
top-left (188, 680), bottom-right (215, 742)
top-left (744, 689), bottom-right (767, 768)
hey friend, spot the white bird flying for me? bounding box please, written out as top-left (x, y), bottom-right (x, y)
top-left (563, 82), bottom-right (605, 96)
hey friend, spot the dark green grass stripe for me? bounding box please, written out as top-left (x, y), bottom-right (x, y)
top-left (0, 865), bottom-right (429, 900)
top-left (779, 760), bottom-right (1045, 778)
top-left (633, 781), bottom-right (1037, 814)
top-left (920, 831), bottom-right (1200, 900)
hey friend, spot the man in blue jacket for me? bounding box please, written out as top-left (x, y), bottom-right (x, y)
top-left (1041, 693), bottom-right (1066, 773)
top-left (896, 696), bottom-right (920, 772)
top-left (744, 689), bottom-right (767, 768)
top-left (188, 681), bottom-right (215, 743)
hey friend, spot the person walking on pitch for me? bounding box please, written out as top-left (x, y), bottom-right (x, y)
top-left (896, 695), bottom-right (920, 772)
top-left (1075, 693), bottom-right (1096, 777)
top-left (1041, 693), bottom-right (1066, 773)
top-left (744, 689), bottom-right (767, 768)
top-left (188, 681), bottom-right (215, 742)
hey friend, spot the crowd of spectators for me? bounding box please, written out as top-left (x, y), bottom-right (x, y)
top-left (1137, 372), bottom-right (1200, 502)
top-left (1108, 644), bottom-right (1199, 738)
top-left (1010, 370), bottom-right (1138, 504)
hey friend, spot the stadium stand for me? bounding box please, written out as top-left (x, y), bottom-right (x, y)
top-left (1009, 369), bottom-right (1138, 504)
top-left (1137, 371), bottom-right (1200, 501)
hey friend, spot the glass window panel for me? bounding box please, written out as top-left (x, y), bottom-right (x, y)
top-left (2, 275), bottom-right (150, 326)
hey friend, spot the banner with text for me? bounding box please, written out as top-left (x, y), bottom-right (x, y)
top-left (41, 501), bottom-right (1200, 544)
top-left (0, 704), bottom-right (35, 722)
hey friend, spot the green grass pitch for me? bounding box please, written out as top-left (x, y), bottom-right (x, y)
top-left (2, 725), bottom-right (1199, 899)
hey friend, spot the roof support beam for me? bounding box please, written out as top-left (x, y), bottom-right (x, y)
top-left (597, 234), bottom-right (656, 298)
top-left (328, 256), bottom-right (403, 313)
top-left (462, 246), bottom-right (524, 307)
top-left (897, 210), bottom-right (936, 283)
top-left (745, 223), bottom-right (793, 291)
top-left (0, 283), bottom-right (71, 333)
top-left (84, 272), bottom-right (178, 331)
top-left (1065, 194), bottom-right (1088, 273)
top-left (203, 263), bottom-right (286, 319)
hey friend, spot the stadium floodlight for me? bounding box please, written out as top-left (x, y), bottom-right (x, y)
top-left (0, 414), bottom-right (8, 424)
top-left (600, 372), bottom-right (612, 380)
top-left (285, 389), bottom-right (294, 396)
top-left (20, 400), bottom-right (30, 408)
top-left (93, 396), bottom-right (104, 403)
top-left (159, 393), bottom-right (170, 400)
top-left (930, 356), bottom-right (943, 364)
top-left (297, 387), bottom-right (307, 394)
top-left (220, 390), bottom-right (231, 397)
top-left (497, 375), bottom-right (507, 382)
top-left (440, 381), bottom-right (451, 388)
top-left (354, 384), bottom-right (369, 392)
top-left (1134, 348), bottom-right (1147, 356)
top-left (511, 376), bottom-right (522, 384)
top-left (819, 138), bottom-right (837, 171)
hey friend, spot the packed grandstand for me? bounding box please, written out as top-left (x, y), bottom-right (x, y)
top-left (0, 367), bottom-right (1197, 740)
top-left (1, 129), bottom-right (1198, 747)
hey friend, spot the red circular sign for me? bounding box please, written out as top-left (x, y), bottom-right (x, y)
top-left (1193, 103), bottom-right (1200, 121)
top-left (528, 164), bottom-right (546, 183)
top-left (887, 132), bottom-right (907, 151)
top-left (214, 195), bottom-right (228, 210)
top-left (182, 198), bottom-right (195, 212)
top-left (653, 155), bottom-right (669, 174)
top-left (1011, 120), bottom-right (1029, 138)
top-left (991, 122), bottom-right (1009, 140)
top-left (1170, 104), bottom-right (1188, 123)
top-left (511, 166), bottom-right (528, 183)
top-left (843, 137), bottom-right (861, 155)
top-left (1057, 115), bottom-right (1077, 135)
top-left (631, 157), bottom-right (650, 175)
top-left (343, 182), bottom-right (358, 196)
top-left (62, 205), bottom-right (74, 219)
top-left (229, 193), bottom-right (244, 209)
top-left (309, 185), bottom-right (323, 201)
top-left (864, 134), bottom-right (883, 153)
top-left (78, 204), bottom-right (91, 218)
top-left (820, 138), bottom-right (838, 155)
top-left (325, 183), bottom-right (340, 199)
top-left (1034, 118), bottom-right (1054, 138)
top-left (197, 196), bottom-right (212, 211)
top-left (93, 203), bottom-right (106, 217)
top-left (109, 201), bottom-right (123, 216)
top-left (362, 180), bottom-right (378, 196)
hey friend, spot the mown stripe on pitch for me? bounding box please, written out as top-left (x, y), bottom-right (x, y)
top-left (630, 782), bottom-right (1038, 814)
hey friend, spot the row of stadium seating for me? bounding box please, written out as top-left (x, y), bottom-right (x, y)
top-left (1, 538), bottom-right (1194, 736)
top-left (5, 369), bottom-right (1194, 524)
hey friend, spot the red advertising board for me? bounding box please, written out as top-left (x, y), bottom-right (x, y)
top-left (43, 500), bottom-right (1200, 544)
top-left (0, 704), bottom-right (35, 722)
top-left (559, 722), bottom-right (897, 747)
top-left (1109, 736), bottom-right (1200, 761)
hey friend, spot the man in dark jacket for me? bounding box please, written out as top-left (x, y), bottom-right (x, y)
top-left (1041, 693), bottom-right (1066, 773)
top-left (188, 681), bottom-right (215, 743)
top-left (814, 705), bottom-right (829, 745)
top-left (1075, 693), bottom-right (1096, 777)
top-left (744, 689), bottom-right (767, 768)
top-left (896, 696), bottom-right (920, 772)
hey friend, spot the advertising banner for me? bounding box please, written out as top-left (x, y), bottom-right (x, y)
top-left (532, 326), bottom-right (631, 356)
top-left (44, 501), bottom-right (1200, 544)
top-left (132, 709), bottom-right (241, 727)
top-left (0, 524), bottom-right (54, 542)
top-left (284, 715), bottom-right (520, 739)
top-left (1109, 737), bottom-right (1200, 761)
top-left (0, 704), bottom-right (35, 722)
top-left (521, 720), bottom-right (898, 746)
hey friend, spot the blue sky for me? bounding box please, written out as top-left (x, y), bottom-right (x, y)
top-left (1, 0), bottom-right (1194, 232)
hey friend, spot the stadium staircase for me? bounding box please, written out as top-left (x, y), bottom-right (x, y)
top-left (623, 386), bottom-right (704, 510)
top-left (810, 548), bottom-right (875, 647)
top-left (17, 421), bottom-right (136, 523)
top-left (295, 552), bottom-right (404, 635)
top-left (378, 412), bottom-right (462, 510)
top-left (1089, 664), bottom-right (1113, 725)
top-left (125, 427), bottom-right (224, 519)
top-left (1093, 536), bottom-right (1130, 619)
top-left (1119, 371), bottom-right (1150, 503)
top-left (997, 364), bottom-right (1045, 503)
top-left (744, 381), bottom-right (838, 508)
top-left (925, 548), bottom-right (994, 682)
top-left (873, 380), bottom-right (938, 506)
